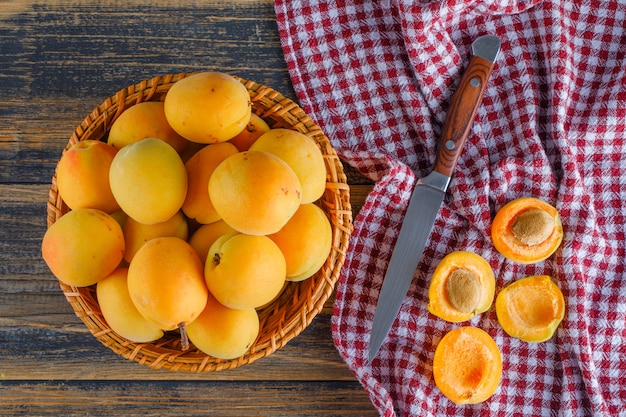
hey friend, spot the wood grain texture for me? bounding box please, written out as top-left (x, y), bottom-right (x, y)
top-left (0, 1), bottom-right (377, 415)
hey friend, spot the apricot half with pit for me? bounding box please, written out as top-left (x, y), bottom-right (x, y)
top-left (495, 275), bottom-right (565, 343)
top-left (433, 326), bottom-right (502, 405)
top-left (428, 251), bottom-right (496, 323)
top-left (491, 197), bottom-right (563, 264)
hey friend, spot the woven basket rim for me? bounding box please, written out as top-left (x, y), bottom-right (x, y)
top-left (46, 72), bottom-right (353, 372)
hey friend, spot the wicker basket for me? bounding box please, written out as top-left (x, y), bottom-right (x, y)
top-left (46, 73), bottom-right (353, 372)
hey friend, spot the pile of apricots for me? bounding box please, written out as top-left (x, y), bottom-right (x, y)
top-left (42, 71), bottom-right (332, 360)
top-left (427, 196), bottom-right (565, 405)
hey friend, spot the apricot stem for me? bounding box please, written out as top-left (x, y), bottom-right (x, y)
top-left (511, 208), bottom-right (554, 246)
top-left (446, 268), bottom-right (481, 313)
top-left (178, 322), bottom-right (190, 351)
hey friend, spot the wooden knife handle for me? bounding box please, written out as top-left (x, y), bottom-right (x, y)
top-left (433, 55), bottom-right (495, 178)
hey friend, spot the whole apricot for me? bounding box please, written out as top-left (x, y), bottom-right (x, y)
top-left (495, 275), bottom-right (565, 343)
top-left (268, 203), bottom-right (332, 281)
top-left (209, 151), bottom-right (302, 235)
top-left (127, 237), bottom-right (208, 346)
top-left (122, 210), bottom-right (188, 263)
top-left (182, 142), bottom-right (238, 224)
top-left (55, 140), bottom-right (120, 213)
top-left (250, 128), bottom-right (326, 203)
top-left (108, 101), bottom-right (188, 153)
top-left (433, 327), bottom-right (502, 405)
top-left (96, 267), bottom-right (164, 343)
top-left (187, 292), bottom-right (259, 360)
top-left (188, 220), bottom-right (236, 265)
top-left (109, 138), bottom-right (188, 225)
top-left (205, 233), bottom-right (286, 310)
top-left (228, 113), bottom-right (270, 151)
top-left (164, 72), bottom-right (252, 144)
top-left (42, 208), bottom-right (125, 287)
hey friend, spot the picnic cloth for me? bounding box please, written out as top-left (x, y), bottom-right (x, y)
top-left (274, 0), bottom-right (626, 415)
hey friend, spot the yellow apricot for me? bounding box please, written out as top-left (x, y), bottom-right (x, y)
top-left (249, 128), bottom-right (326, 204)
top-left (188, 220), bottom-right (236, 265)
top-left (182, 142), bottom-right (238, 224)
top-left (109, 138), bottom-right (188, 225)
top-left (96, 267), bottom-right (164, 343)
top-left (164, 72), bottom-right (252, 144)
top-left (205, 233), bottom-right (286, 310)
top-left (108, 101), bottom-right (188, 153)
top-left (42, 208), bottom-right (125, 287)
top-left (55, 140), bottom-right (120, 213)
top-left (208, 151), bottom-right (302, 235)
top-left (268, 203), bottom-right (332, 281)
top-left (122, 210), bottom-right (188, 263)
top-left (228, 113), bottom-right (270, 151)
top-left (428, 251), bottom-right (496, 323)
top-left (433, 327), bottom-right (502, 405)
top-left (491, 197), bottom-right (563, 264)
top-left (127, 236), bottom-right (208, 347)
top-left (495, 275), bottom-right (565, 343)
top-left (186, 292), bottom-right (259, 359)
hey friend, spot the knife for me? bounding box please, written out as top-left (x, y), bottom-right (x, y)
top-left (368, 35), bottom-right (501, 363)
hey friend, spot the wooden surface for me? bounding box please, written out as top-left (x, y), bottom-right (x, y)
top-left (0, 1), bottom-right (376, 416)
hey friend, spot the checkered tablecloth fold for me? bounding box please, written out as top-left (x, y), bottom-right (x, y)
top-left (274, 0), bottom-right (626, 415)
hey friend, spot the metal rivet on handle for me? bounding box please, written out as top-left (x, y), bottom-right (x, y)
top-left (445, 140), bottom-right (455, 150)
top-left (470, 77), bottom-right (480, 87)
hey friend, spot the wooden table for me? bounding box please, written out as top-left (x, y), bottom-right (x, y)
top-left (0, 1), bottom-right (377, 415)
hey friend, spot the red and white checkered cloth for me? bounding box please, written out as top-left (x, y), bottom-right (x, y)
top-left (274, 0), bottom-right (626, 415)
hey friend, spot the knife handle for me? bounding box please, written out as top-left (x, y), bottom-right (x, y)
top-left (433, 55), bottom-right (495, 178)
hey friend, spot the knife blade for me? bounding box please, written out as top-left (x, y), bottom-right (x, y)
top-left (368, 35), bottom-right (501, 363)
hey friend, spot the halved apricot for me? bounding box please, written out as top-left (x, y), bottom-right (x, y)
top-left (428, 251), bottom-right (496, 323)
top-left (433, 326), bottom-right (502, 405)
top-left (491, 197), bottom-right (563, 264)
top-left (495, 275), bottom-right (565, 343)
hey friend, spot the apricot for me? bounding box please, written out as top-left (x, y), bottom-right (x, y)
top-left (495, 275), bottom-right (565, 343)
top-left (109, 138), bottom-right (188, 225)
top-left (428, 251), bottom-right (496, 323)
top-left (164, 72), bottom-right (252, 144)
top-left (268, 203), bottom-right (332, 281)
top-left (433, 327), bottom-right (502, 405)
top-left (208, 151), bottom-right (302, 235)
top-left (96, 267), bottom-right (164, 343)
top-left (188, 220), bottom-right (236, 265)
top-left (55, 140), bottom-right (120, 213)
top-left (42, 208), bottom-right (125, 287)
top-left (186, 292), bottom-right (259, 359)
top-left (491, 197), bottom-right (563, 264)
top-left (107, 101), bottom-right (188, 153)
top-left (228, 113), bottom-right (270, 151)
top-left (122, 210), bottom-right (188, 263)
top-left (182, 142), bottom-right (238, 224)
top-left (127, 237), bottom-right (208, 349)
top-left (205, 233), bottom-right (286, 310)
top-left (249, 128), bottom-right (326, 204)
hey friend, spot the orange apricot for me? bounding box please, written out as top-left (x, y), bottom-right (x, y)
top-left (491, 197), bottom-right (563, 264)
top-left (495, 275), bottom-right (565, 343)
top-left (433, 326), bottom-right (502, 405)
top-left (228, 113), bottom-right (270, 151)
top-left (427, 251), bottom-right (496, 323)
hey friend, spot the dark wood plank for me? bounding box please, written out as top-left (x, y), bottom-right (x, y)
top-left (0, 380), bottom-right (378, 417)
top-left (0, 0), bottom-right (378, 415)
